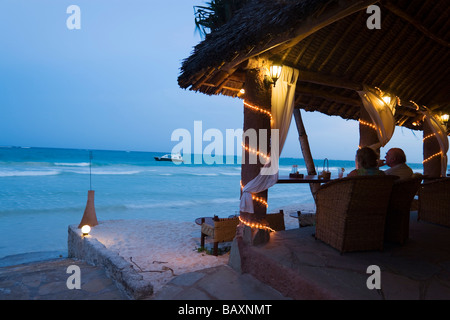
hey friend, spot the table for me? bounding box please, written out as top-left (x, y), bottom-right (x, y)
top-left (194, 217), bottom-right (214, 226)
top-left (277, 175), bottom-right (333, 184)
top-left (289, 211), bottom-right (316, 228)
top-left (195, 214), bottom-right (239, 226)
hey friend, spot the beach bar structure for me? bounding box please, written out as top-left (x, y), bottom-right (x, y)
top-left (178, 0), bottom-right (449, 244)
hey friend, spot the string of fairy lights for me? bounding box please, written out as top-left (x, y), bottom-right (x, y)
top-left (239, 180), bottom-right (269, 209)
top-left (243, 101), bottom-right (273, 124)
top-left (241, 100), bottom-right (272, 164)
top-left (241, 142), bottom-right (270, 162)
top-left (239, 100), bottom-right (273, 230)
top-left (359, 92), bottom-right (447, 165)
top-left (423, 133), bottom-right (436, 142)
top-left (421, 133), bottom-right (443, 164)
top-left (360, 117), bottom-right (444, 164)
top-left (423, 151), bottom-right (444, 164)
top-left (359, 119), bottom-right (377, 131)
top-left (239, 93), bottom-right (447, 230)
top-left (238, 216), bottom-right (275, 232)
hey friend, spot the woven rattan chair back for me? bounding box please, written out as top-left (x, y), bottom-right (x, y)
top-left (385, 176), bottom-right (422, 244)
top-left (315, 175), bottom-right (397, 253)
top-left (418, 177), bottom-right (450, 227)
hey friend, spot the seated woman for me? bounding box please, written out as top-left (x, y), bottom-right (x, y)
top-left (347, 147), bottom-right (385, 177)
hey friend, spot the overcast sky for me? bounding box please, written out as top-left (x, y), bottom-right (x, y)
top-left (0, 0), bottom-right (433, 163)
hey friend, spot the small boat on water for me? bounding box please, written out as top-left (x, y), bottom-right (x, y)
top-left (154, 153), bottom-right (183, 163)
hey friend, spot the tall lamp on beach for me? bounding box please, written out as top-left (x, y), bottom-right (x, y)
top-left (78, 151), bottom-right (98, 228)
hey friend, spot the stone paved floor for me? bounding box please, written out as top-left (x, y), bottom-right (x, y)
top-left (0, 258), bottom-right (129, 300)
top-left (240, 211), bottom-right (450, 299)
top-left (4, 211), bottom-right (450, 301)
top-left (150, 264), bottom-right (291, 300)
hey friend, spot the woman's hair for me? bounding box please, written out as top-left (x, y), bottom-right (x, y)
top-left (356, 147), bottom-right (378, 169)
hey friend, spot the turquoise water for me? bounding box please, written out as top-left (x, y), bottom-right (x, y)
top-left (0, 146), bottom-right (425, 263)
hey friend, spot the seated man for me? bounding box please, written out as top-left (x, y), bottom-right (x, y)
top-left (380, 148), bottom-right (413, 180)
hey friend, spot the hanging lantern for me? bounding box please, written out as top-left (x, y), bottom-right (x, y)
top-left (269, 65), bottom-right (282, 87)
top-left (78, 151), bottom-right (98, 229)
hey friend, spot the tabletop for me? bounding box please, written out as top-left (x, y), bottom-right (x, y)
top-left (277, 175), bottom-right (334, 183)
top-left (194, 217), bottom-right (215, 226)
top-left (195, 215), bottom-right (239, 225)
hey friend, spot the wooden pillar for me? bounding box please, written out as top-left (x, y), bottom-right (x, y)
top-left (293, 108), bottom-right (320, 201)
top-left (359, 106), bottom-right (380, 156)
top-left (423, 121), bottom-right (442, 178)
top-left (240, 60), bottom-right (272, 244)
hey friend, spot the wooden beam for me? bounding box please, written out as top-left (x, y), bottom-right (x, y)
top-left (318, 13), bottom-right (363, 72)
top-left (293, 109), bottom-right (320, 201)
top-left (362, 15), bottom-right (402, 86)
top-left (293, 109), bottom-right (316, 176)
top-left (220, 0), bottom-right (379, 73)
top-left (402, 48), bottom-right (442, 100)
top-left (296, 86), bottom-right (362, 107)
top-left (410, 50), bottom-right (450, 103)
top-left (306, 24), bottom-right (342, 70)
top-left (298, 70), bottom-right (363, 91)
top-left (270, 0), bottom-right (380, 57)
top-left (394, 108), bottom-right (418, 118)
top-left (293, 36), bottom-right (314, 66)
top-left (384, 1), bottom-right (448, 90)
top-left (191, 67), bottom-right (217, 91)
top-left (382, 1), bottom-right (450, 48)
top-left (296, 71), bottom-right (425, 119)
top-left (382, 30), bottom-right (424, 90)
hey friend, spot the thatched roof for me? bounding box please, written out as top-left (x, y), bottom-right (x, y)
top-left (179, 0), bottom-right (450, 132)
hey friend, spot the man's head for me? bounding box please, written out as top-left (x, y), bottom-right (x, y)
top-left (385, 148), bottom-right (407, 167)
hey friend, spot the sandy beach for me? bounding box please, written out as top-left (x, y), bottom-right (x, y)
top-left (85, 204), bottom-right (312, 295)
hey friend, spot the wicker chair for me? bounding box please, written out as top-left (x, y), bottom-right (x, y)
top-left (265, 210), bottom-right (286, 231)
top-left (315, 175), bottom-right (397, 253)
top-left (200, 211), bottom-right (285, 255)
top-left (384, 175), bottom-right (422, 244)
top-left (201, 216), bottom-right (239, 255)
top-left (418, 177), bottom-right (450, 227)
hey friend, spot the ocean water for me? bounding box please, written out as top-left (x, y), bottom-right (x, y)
top-left (0, 146), bottom-right (425, 265)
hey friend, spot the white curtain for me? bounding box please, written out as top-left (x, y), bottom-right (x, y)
top-left (357, 85), bottom-right (396, 150)
top-left (240, 66), bottom-right (299, 213)
top-left (423, 111), bottom-right (449, 176)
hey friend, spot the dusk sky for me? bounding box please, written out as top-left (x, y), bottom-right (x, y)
top-left (0, 0), bottom-right (432, 163)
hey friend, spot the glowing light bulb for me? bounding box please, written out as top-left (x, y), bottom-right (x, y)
top-left (81, 225), bottom-right (91, 236)
top-left (269, 65), bottom-right (282, 86)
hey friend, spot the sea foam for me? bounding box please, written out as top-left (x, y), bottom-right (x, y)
top-left (0, 170), bottom-right (61, 177)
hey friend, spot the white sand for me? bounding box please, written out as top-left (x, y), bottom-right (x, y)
top-left (87, 204), bottom-right (313, 294)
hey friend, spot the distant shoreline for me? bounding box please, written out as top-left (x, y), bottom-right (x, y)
top-left (0, 145), bottom-right (428, 166)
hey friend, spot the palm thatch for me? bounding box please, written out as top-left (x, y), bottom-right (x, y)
top-left (179, 0), bottom-right (450, 132)
top-left (194, 0), bottom-right (251, 37)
